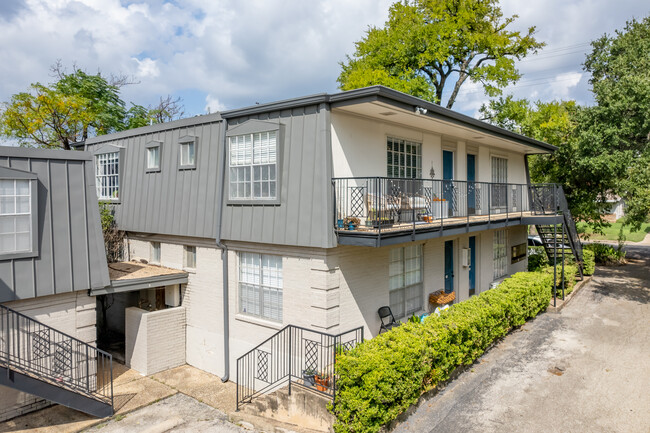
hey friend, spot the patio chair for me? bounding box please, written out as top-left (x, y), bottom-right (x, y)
top-left (378, 306), bottom-right (400, 334)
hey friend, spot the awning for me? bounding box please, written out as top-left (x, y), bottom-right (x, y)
top-left (90, 261), bottom-right (189, 296)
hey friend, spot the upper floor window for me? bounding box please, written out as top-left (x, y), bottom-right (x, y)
top-left (387, 137), bottom-right (422, 179)
top-left (96, 152), bottom-right (120, 200)
top-left (229, 131), bottom-right (277, 200)
top-left (179, 136), bottom-right (197, 169)
top-left (150, 241), bottom-right (161, 264)
top-left (0, 179), bottom-right (32, 254)
top-left (184, 245), bottom-right (196, 270)
top-left (146, 141), bottom-right (161, 172)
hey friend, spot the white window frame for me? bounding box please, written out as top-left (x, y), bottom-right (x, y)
top-left (238, 252), bottom-right (283, 322)
top-left (493, 229), bottom-right (508, 280)
top-left (183, 245), bottom-right (196, 270)
top-left (179, 136), bottom-right (197, 170)
top-left (145, 141), bottom-right (162, 173)
top-left (0, 179), bottom-right (33, 255)
top-left (387, 136), bottom-right (422, 179)
top-left (95, 151), bottom-right (120, 200)
top-left (228, 131), bottom-right (278, 202)
top-left (150, 241), bottom-right (161, 264)
top-left (389, 244), bottom-right (423, 319)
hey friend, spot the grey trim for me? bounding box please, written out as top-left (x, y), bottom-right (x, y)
top-left (0, 146), bottom-right (94, 161)
top-left (145, 141), bottom-right (162, 173)
top-left (225, 123), bottom-right (283, 206)
top-left (178, 136), bottom-right (197, 170)
top-left (81, 113), bottom-right (223, 146)
top-left (93, 144), bottom-right (123, 155)
top-left (91, 272), bottom-right (189, 296)
top-left (0, 166), bottom-right (38, 179)
top-left (220, 86), bottom-right (555, 153)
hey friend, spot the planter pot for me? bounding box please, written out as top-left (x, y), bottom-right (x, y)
top-left (337, 219), bottom-right (344, 229)
top-left (314, 375), bottom-right (331, 392)
top-left (347, 223), bottom-right (356, 230)
top-left (302, 372), bottom-right (315, 388)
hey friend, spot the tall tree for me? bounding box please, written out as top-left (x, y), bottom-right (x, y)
top-left (338, 0), bottom-right (544, 108)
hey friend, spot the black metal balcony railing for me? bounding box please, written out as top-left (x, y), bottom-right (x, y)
top-left (332, 177), bottom-right (551, 233)
top-left (0, 304), bottom-right (114, 410)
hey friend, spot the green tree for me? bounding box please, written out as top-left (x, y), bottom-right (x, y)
top-left (338, 0), bottom-right (544, 108)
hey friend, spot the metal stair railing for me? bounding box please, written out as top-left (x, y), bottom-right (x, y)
top-left (556, 185), bottom-right (584, 271)
top-left (236, 324), bottom-right (364, 410)
top-left (0, 304), bottom-right (113, 411)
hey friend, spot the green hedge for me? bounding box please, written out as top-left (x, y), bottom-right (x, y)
top-left (582, 249), bottom-right (595, 275)
top-left (541, 264), bottom-right (578, 296)
top-left (332, 271), bottom-right (554, 433)
top-left (584, 243), bottom-right (626, 265)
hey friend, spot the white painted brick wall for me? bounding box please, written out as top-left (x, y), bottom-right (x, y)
top-left (0, 291), bottom-right (97, 422)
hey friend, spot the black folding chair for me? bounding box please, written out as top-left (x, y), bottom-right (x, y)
top-left (378, 306), bottom-right (400, 334)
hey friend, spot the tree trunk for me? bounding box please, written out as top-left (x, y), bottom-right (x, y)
top-left (446, 72), bottom-right (469, 109)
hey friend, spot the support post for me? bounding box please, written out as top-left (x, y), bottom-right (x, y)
top-left (288, 326), bottom-right (292, 396)
top-left (562, 224), bottom-right (566, 300)
top-left (553, 223), bottom-right (557, 307)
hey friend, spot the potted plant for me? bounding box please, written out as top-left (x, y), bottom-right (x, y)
top-left (343, 216), bottom-right (360, 230)
top-left (302, 368), bottom-right (317, 387)
top-left (314, 371), bottom-right (331, 392)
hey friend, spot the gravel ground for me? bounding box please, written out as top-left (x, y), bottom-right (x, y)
top-left (393, 244), bottom-right (650, 433)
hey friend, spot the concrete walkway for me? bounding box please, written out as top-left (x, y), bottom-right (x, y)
top-left (394, 244), bottom-right (650, 433)
top-left (0, 364), bottom-right (239, 433)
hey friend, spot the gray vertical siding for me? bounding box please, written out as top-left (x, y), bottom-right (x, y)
top-left (0, 148), bottom-right (110, 303)
top-left (221, 102), bottom-right (335, 248)
top-left (85, 117), bottom-right (224, 240)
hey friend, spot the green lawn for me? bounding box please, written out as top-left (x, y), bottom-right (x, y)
top-left (577, 221), bottom-right (650, 242)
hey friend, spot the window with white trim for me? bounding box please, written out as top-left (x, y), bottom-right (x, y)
top-left (229, 131), bottom-right (277, 200)
top-left (239, 252), bottom-right (283, 322)
top-left (151, 241), bottom-right (161, 264)
top-left (389, 244), bottom-right (423, 319)
top-left (387, 137), bottom-right (422, 179)
top-left (180, 140), bottom-right (195, 167)
top-left (493, 229), bottom-right (508, 280)
top-left (95, 152), bottom-right (120, 200)
top-left (184, 245), bottom-right (196, 269)
top-left (147, 146), bottom-right (160, 170)
top-left (0, 179), bottom-right (32, 254)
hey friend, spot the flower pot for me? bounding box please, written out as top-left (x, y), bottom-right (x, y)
top-left (302, 371), bottom-right (315, 388)
top-left (337, 219), bottom-right (344, 229)
top-left (347, 223), bottom-right (356, 230)
top-left (314, 375), bottom-right (331, 392)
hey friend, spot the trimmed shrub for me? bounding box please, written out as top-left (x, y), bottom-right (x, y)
top-left (582, 249), bottom-right (595, 275)
top-left (527, 246), bottom-right (548, 271)
top-left (584, 243), bottom-right (626, 265)
top-left (541, 264), bottom-right (578, 296)
top-left (332, 271), bottom-right (554, 433)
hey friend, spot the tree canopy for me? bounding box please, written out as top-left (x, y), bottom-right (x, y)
top-left (338, 0), bottom-right (544, 108)
top-left (481, 16), bottom-right (650, 230)
top-left (0, 64), bottom-right (185, 150)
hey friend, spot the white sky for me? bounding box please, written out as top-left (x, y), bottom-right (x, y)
top-left (0, 0), bottom-right (648, 121)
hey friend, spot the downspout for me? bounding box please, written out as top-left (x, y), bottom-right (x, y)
top-left (215, 118), bottom-right (230, 382)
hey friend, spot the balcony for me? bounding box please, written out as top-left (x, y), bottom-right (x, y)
top-left (332, 177), bottom-right (565, 247)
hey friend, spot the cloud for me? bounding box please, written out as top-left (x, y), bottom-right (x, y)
top-left (133, 57), bottom-right (160, 78)
top-left (204, 94), bottom-right (227, 113)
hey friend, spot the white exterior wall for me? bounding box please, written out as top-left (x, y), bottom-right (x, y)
top-left (331, 111), bottom-right (528, 184)
top-left (0, 291), bottom-right (96, 421)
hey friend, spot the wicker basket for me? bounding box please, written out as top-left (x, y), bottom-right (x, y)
top-left (429, 290), bottom-right (455, 306)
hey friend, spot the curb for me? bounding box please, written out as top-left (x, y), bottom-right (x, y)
top-left (547, 275), bottom-right (592, 313)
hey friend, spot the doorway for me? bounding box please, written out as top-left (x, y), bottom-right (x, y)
top-left (467, 154), bottom-right (476, 215)
top-left (469, 236), bottom-right (477, 296)
top-left (444, 240), bottom-right (454, 293)
top-left (443, 150), bottom-right (454, 217)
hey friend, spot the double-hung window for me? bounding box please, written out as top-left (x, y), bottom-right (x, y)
top-left (95, 152), bottom-right (120, 200)
top-left (229, 131), bottom-right (277, 200)
top-left (387, 137), bottom-right (422, 179)
top-left (146, 141), bottom-right (161, 172)
top-left (179, 136), bottom-right (197, 169)
top-left (0, 179), bottom-right (32, 254)
top-left (389, 244), bottom-right (423, 319)
top-left (493, 229), bottom-right (508, 280)
top-left (239, 252), bottom-right (283, 322)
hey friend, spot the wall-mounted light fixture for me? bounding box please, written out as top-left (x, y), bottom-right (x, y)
top-left (414, 106), bottom-right (428, 115)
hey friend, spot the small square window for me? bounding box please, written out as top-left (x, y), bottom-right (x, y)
top-left (184, 245), bottom-right (196, 269)
top-left (151, 241), bottom-right (160, 264)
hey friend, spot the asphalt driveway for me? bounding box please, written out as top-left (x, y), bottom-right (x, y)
top-left (394, 245), bottom-right (650, 433)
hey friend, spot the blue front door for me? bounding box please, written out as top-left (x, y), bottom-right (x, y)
top-left (444, 240), bottom-right (454, 293)
top-left (443, 150), bottom-right (454, 217)
top-left (467, 154), bottom-right (476, 215)
top-left (469, 236), bottom-right (476, 296)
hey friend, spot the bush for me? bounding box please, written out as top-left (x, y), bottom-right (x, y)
top-left (541, 264), bottom-right (578, 296)
top-left (584, 243), bottom-right (626, 265)
top-left (582, 249), bottom-right (595, 275)
top-left (332, 271), bottom-right (554, 433)
top-left (527, 246), bottom-right (548, 271)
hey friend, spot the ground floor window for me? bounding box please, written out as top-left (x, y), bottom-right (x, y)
top-left (239, 252), bottom-right (283, 322)
top-left (389, 244), bottom-right (423, 319)
top-left (493, 229), bottom-right (508, 280)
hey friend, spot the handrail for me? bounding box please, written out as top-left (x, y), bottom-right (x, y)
top-left (0, 304), bottom-right (114, 409)
top-left (236, 324), bottom-right (364, 410)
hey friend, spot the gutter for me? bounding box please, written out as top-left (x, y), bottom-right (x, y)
top-left (215, 121), bottom-right (230, 382)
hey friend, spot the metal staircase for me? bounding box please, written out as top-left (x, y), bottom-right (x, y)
top-left (0, 304), bottom-right (114, 418)
top-left (530, 184), bottom-right (584, 277)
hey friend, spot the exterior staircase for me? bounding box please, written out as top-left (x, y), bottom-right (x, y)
top-left (0, 304), bottom-right (114, 418)
top-left (530, 184), bottom-right (584, 278)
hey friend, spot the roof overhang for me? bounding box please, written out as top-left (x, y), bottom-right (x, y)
top-left (91, 261), bottom-right (189, 296)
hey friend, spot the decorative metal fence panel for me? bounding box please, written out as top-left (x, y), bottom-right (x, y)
top-left (236, 325), bottom-right (364, 410)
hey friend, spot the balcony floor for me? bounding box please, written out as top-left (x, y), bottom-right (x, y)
top-left (336, 211), bottom-right (563, 247)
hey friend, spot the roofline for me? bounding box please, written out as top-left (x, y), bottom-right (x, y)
top-left (221, 86), bottom-right (556, 153)
top-left (0, 146), bottom-right (93, 161)
top-left (83, 112), bottom-right (223, 146)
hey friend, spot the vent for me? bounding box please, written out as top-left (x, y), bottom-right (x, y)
top-left (379, 111), bottom-right (397, 116)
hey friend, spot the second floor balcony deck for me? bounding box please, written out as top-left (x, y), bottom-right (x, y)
top-left (333, 177), bottom-right (567, 247)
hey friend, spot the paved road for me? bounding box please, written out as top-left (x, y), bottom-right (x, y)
top-left (394, 245), bottom-right (650, 433)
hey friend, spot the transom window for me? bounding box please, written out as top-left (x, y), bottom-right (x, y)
top-left (0, 179), bottom-right (32, 254)
top-left (95, 152), bottom-right (119, 200)
top-left (493, 229), bottom-right (508, 280)
top-left (387, 137), bottom-right (422, 179)
top-left (389, 244), bottom-right (423, 319)
top-left (239, 252), bottom-right (283, 322)
top-left (229, 131), bottom-right (277, 200)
